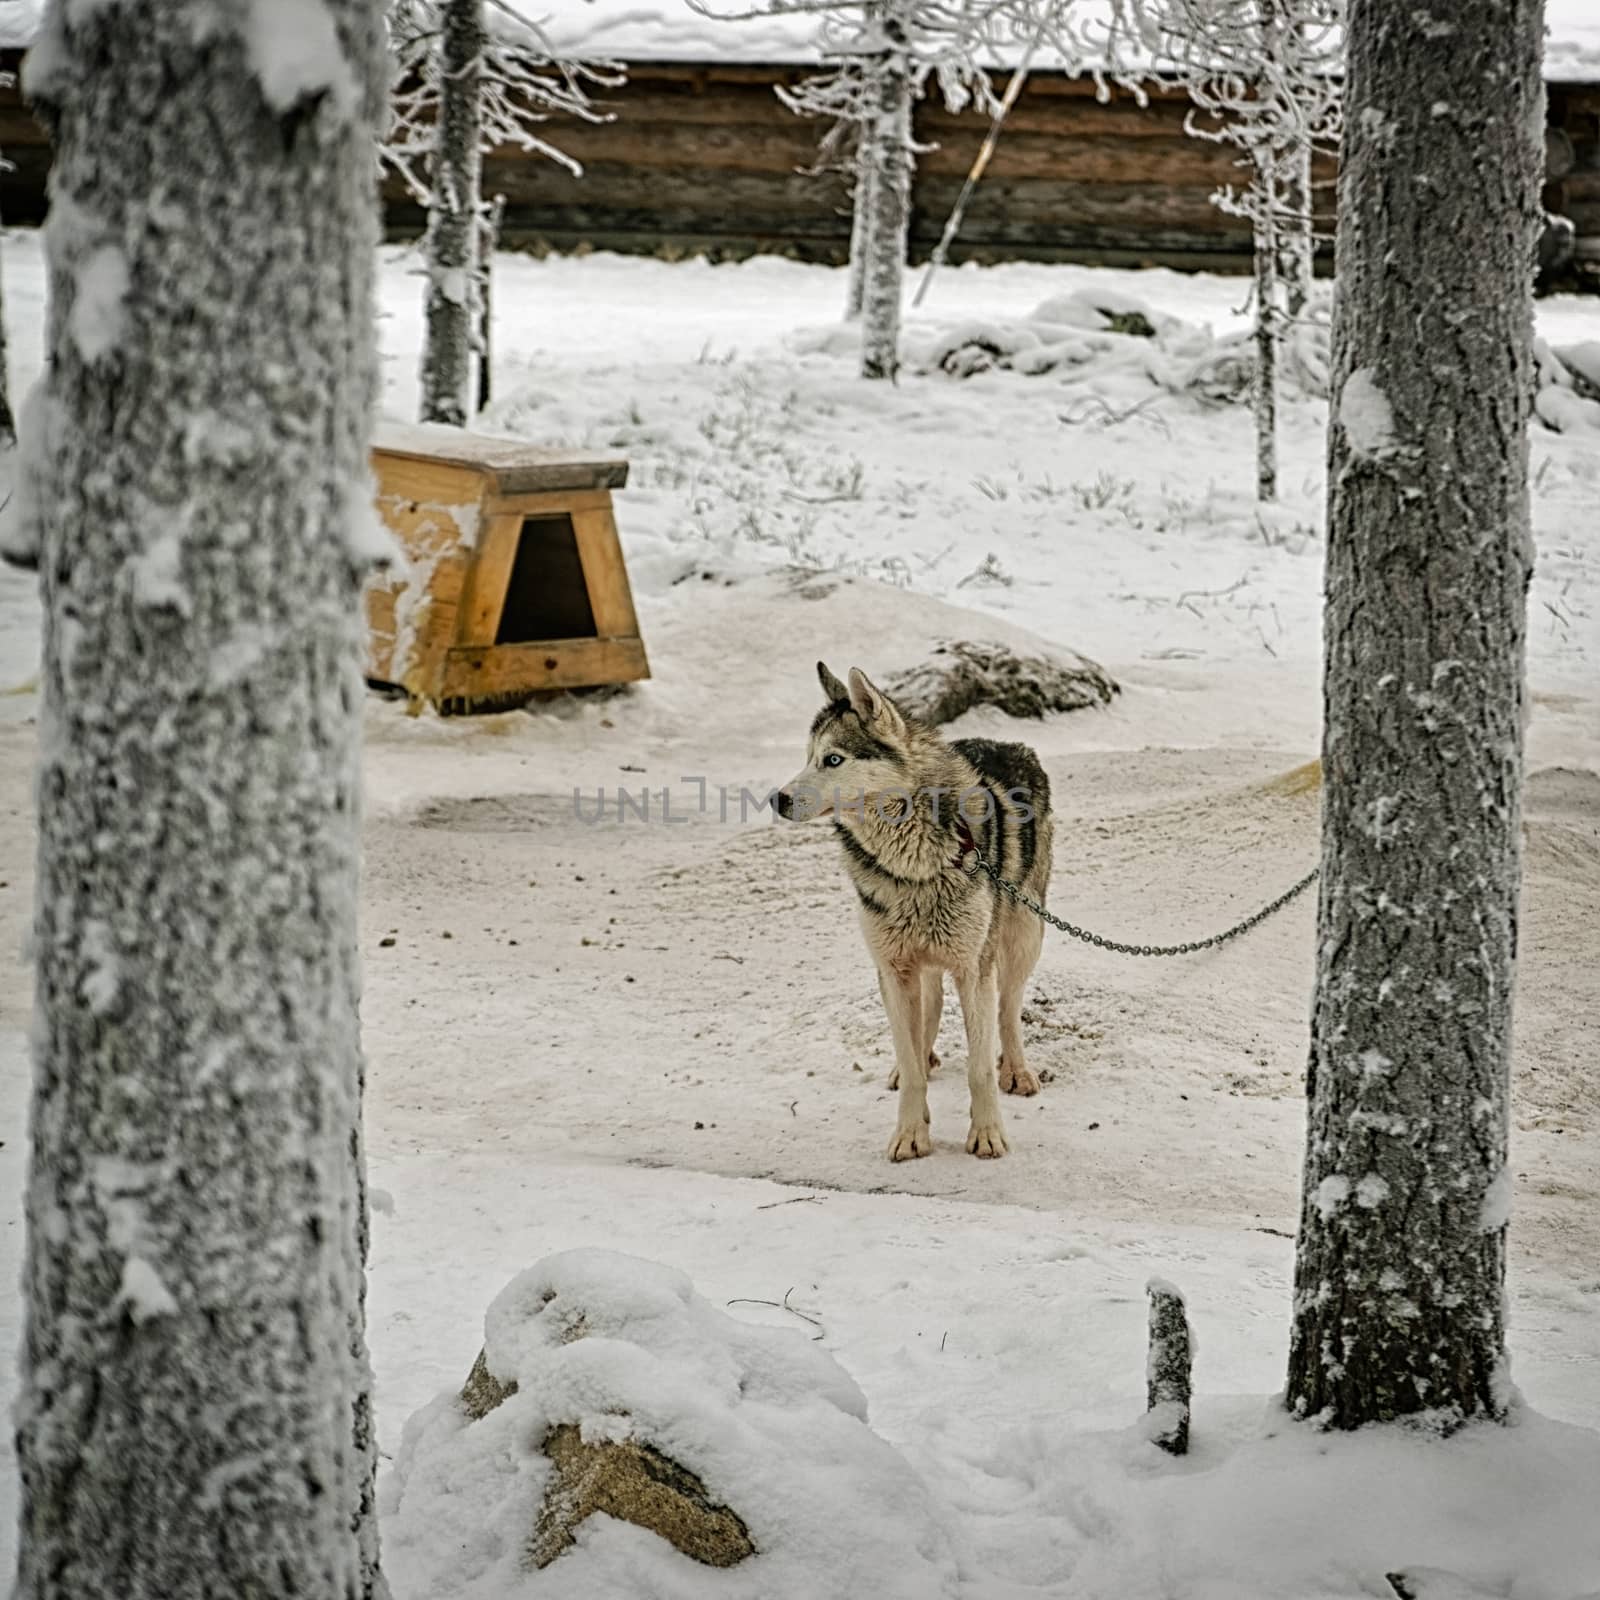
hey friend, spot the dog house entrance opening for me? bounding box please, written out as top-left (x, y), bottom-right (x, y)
top-left (497, 514), bottom-right (598, 645)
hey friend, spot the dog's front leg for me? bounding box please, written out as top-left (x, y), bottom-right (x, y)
top-left (880, 963), bottom-right (932, 1162)
top-left (956, 964), bottom-right (1008, 1158)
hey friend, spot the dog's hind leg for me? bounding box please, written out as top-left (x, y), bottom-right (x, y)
top-left (996, 906), bottom-right (1042, 1097)
top-left (881, 963), bottom-right (933, 1162)
top-left (957, 963), bottom-right (1008, 1158)
top-left (887, 968), bottom-right (944, 1090)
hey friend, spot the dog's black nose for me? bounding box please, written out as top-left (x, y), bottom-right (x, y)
top-left (775, 790), bottom-right (793, 820)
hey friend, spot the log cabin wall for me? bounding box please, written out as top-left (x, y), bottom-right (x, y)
top-left (1546, 81), bottom-right (1600, 264)
top-left (0, 49), bottom-right (1592, 275)
top-left (389, 66), bottom-right (1294, 273)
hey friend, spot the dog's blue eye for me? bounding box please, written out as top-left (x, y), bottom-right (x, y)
top-left (824, 753), bottom-right (845, 768)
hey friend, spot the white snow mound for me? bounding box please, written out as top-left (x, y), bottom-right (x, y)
top-left (382, 1247), bottom-right (965, 1599)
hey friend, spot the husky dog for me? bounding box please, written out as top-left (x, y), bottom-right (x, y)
top-left (777, 662), bottom-right (1054, 1162)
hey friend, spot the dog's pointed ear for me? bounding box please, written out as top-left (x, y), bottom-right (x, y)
top-left (817, 661), bottom-right (848, 703)
top-left (847, 667), bottom-right (897, 728)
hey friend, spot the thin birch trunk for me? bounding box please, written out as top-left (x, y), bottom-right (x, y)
top-left (1285, 0), bottom-right (1544, 1431)
top-left (14, 1), bottom-right (388, 1593)
top-left (846, 130), bottom-right (875, 322)
top-left (476, 191), bottom-right (505, 413)
top-left (1282, 136), bottom-right (1315, 319)
top-left (419, 0), bottom-right (483, 426)
top-left (1253, 181), bottom-right (1279, 503)
top-left (0, 213), bottom-right (14, 451)
top-left (859, 11), bottom-right (914, 382)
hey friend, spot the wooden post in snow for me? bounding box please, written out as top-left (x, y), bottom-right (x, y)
top-left (1146, 1277), bottom-right (1193, 1455)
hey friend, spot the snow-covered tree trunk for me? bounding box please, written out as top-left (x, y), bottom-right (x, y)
top-left (859, 12), bottom-right (914, 381)
top-left (1252, 166), bottom-right (1279, 503)
top-left (846, 132), bottom-right (876, 322)
top-left (1285, 0), bottom-right (1543, 1432)
top-left (14, 2), bottom-right (389, 1594)
top-left (418, 0), bottom-right (484, 425)
top-left (1281, 136), bottom-right (1315, 318)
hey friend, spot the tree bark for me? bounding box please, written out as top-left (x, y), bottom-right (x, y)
top-left (1285, 0), bottom-right (1543, 1431)
top-left (419, 0), bottom-right (484, 425)
top-left (859, 10), bottom-right (914, 381)
top-left (15, 2), bottom-right (388, 1594)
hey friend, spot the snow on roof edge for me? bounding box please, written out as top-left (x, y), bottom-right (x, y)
top-left (0, 0), bottom-right (1595, 82)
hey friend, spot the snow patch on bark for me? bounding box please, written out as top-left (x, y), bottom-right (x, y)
top-left (91, 1155), bottom-right (160, 1254)
top-left (241, 0), bottom-right (360, 120)
top-left (1479, 1167), bottom-right (1513, 1233)
top-left (68, 243), bottom-right (131, 362)
top-left (1314, 1174), bottom-right (1350, 1218)
top-left (0, 378), bottom-right (53, 568)
top-left (209, 624), bottom-right (276, 690)
top-left (1339, 367), bottom-right (1401, 460)
top-left (1354, 1173), bottom-right (1390, 1209)
top-left (1359, 1048), bottom-right (1394, 1081)
top-left (131, 529), bottom-right (192, 615)
top-left (120, 1256), bottom-right (180, 1323)
top-left (429, 264), bottom-right (470, 307)
top-left (79, 919), bottom-right (120, 1015)
top-left (17, 0), bottom-right (76, 101)
top-left (342, 471), bottom-right (400, 570)
top-left (183, 410), bottom-right (264, 468)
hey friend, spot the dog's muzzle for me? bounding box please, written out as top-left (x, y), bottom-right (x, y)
top-left (775, 789), bottom-right (795, 820)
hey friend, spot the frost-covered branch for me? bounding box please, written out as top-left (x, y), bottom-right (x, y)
top-left (718, 0), bottom-right (1087, 376)
top-left (1102, 0), bottom-right (1344, 499)
top-left (385, 0), bottom-right (624, 421)
top-left (383, 0), bottom-right (623, 204)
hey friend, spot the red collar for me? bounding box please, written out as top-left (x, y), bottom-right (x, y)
top-left (953, 816), bottom-right (978, 867)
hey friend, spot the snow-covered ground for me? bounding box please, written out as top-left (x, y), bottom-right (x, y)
top-left (1, 229), bottom-right (1598, 1596)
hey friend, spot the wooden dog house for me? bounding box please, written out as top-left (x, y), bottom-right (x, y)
top-left (364, 420), bottom-right (649, 714)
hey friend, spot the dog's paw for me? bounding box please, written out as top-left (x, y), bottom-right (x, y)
top-left (966, 1119), bottom-right (1009, 1159)
top-left (886, 1121), bottom-right (933, 1162)
top-left (998, 1053), bottom-right (1039, 1096)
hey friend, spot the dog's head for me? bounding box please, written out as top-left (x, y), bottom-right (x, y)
top-left (776, 662), bottom-right (912, 824)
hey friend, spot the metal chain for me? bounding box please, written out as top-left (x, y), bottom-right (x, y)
top-left (971, 847), bottom-right (1320, 958)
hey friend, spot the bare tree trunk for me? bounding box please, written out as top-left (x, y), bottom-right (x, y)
top-left (859, 11), bottom-right (914, 382)
top-left (0, 200), bottom-right (15, 451)
top-left (419, 0), bottom-right (484, 425)
top-left (15, 3), bottom-right (389, 1594)
top-left (476, 191), bottom-right (505, 413)
top-left (1285, 0), bottom-right (1543, 1431)
top-left (846, 130), bottom-right (875, 322)
top-left (1282, 137), bottom-right (1315, 318)
top-left (1253, 179), bottom-right (1279, 503)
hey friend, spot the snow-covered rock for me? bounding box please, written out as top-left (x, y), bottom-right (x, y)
top-left (883, 638), bottom-right (1118, 725)
top-left (382, 1249), bottom-right (964, 1598)
top-left (1535, 385), bottom-right (1600, 433)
